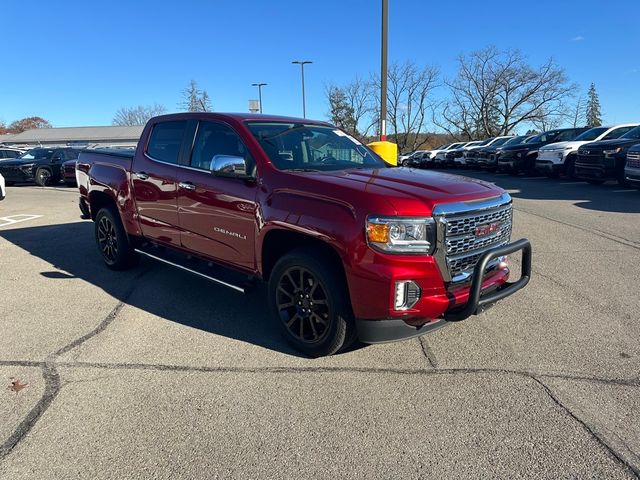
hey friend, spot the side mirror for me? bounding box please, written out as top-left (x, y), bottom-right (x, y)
top-left (210, 155), bottom-right (251, 178)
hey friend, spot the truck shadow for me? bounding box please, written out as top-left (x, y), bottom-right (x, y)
top-left (437, 168), bottom-right (640, 214)
top-left (0, 221), bottom-right (308, 358)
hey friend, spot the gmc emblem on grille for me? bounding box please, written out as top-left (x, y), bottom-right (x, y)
top-left (582, 150), bottom-right (589, 155)
top-left (475, 222), bottom-right (501, 237)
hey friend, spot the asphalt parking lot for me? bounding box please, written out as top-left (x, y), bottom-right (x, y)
top-left (1, 172), bottom-right (639, 479)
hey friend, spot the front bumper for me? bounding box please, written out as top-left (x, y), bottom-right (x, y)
top-left (0, 167), bottom-right (35, 183)
top-left (355, 239), bottom-right (532, 343)
top-left (535, 160), bottom-right (561, 174)
top-left (625, 166), bottom-right (640, 187)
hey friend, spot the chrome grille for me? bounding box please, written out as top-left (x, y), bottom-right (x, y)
top-left (627, 153), bottom-right (640, 169)
top-left (577, 152), bottom-right (603, 165)
top-left (446, 207), bottom-right (512, 236)
top-left (446, 225), bottom-right (512, 256)
top-left (434, 196), bottom-right (513, 282)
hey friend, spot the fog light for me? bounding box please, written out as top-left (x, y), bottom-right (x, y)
top-left (394, 280), bottom-right (422, 311)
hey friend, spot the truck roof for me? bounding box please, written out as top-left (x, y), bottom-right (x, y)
top-left (151, 112), bottom-right (332, 125)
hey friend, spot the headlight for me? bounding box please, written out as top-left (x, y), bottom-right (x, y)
top-left (604, 147), bottom-right (622, 155)
top-left (564, 146), bottom-right (574, 150)
top-left (20, 163), bottom-right (35, 170)
top-left (366, 216), bottom-right (435, 254)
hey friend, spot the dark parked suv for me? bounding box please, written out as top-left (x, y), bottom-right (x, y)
top-left (498, 128), bottom-right (589, 174)
top-left (0, 147), bottom-right (79, 186)
top-left (624, 144), bottom-right (640, 188)
top-left (575, 126), bottom-right (640, 185)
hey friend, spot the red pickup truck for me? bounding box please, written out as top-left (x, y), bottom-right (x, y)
top-left (76, 113), bottom-right (531, 357)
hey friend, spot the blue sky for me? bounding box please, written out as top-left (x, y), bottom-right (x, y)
top-left (1, 0), bottom-right (638, 130)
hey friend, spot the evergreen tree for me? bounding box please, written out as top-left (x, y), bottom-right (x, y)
top-left (327, 86), bottom-right (358, 136)
top-left (179, 80), bottom-right (212, 112)
top-left (586, 83), bottom-right (602, 127)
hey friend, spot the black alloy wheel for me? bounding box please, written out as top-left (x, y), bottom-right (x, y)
top-left (97, 215), bottom-right (119, 264)
top-left (276, 266), bottom-right (331, 344)
top-left (94, 207), bottom-right (139, 270)
top-left (35, 168), bottom-right (52, 186)
top-left (268, 249), bottom-right (356, 357)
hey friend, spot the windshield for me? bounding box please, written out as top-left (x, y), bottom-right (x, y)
top-left (247, 122), bottom-right (386, 172)
top-left (490, 137), bottom-right (510, 147)
top-left (435, 143), bottom-right (450, 149)
top-left (19, 148), bottom-right (55, 160)
top-left (502, 136), bottom-right (526, 146)
top-left (575, 127), bottom-right (608, 141)
top-left (474, 139), bottom-right (491, 146)
top-left (621, 126), bottom-right (640, 140)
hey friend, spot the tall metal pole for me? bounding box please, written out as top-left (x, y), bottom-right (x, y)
top-left (292, 60), bottom-right (312, 118)
top-left (380, 0), bottom-right (388, 141)
top-left (252, 83), bottom-right (267, 113)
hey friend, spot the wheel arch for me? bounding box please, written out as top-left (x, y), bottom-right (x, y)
top-left (260, 228), bottom-right (348, 287)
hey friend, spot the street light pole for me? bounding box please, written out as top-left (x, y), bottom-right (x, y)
top-left (251, 83), bottom-right (267, 113)
top-left (292, 60), bottom-right (312, 118)
top-left (380, 0), bottom-right (388, 141)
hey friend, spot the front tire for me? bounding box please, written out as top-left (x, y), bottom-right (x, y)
top-left (35, 167), bottom-right (53, 186)
top-left (268, 249), bottom-right (356, 357)
top-left (94, 207), bottom-right (139, 270)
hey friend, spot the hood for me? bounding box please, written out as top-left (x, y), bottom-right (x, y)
top-left (579, 138), bottom-right (640, 150)
top-left (0, 159), bottom-right (34, 167)
top-left (540, 141), bottom-right (586, 151)
top-left (501, 142), bottom-right (540, 152)
top-left (286, 167), bottom-right (504, 215)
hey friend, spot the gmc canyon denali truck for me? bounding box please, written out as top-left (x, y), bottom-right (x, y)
top-left (77, 113), bottom-right (532, 357)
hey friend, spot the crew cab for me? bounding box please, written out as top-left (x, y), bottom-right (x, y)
top-left (77, 113), bottom-right (531, 357)
top-left (498, 127), bottom-right (590, 174)
top-left (575, 126), bottom-right (640, 185)
top-left (624, 144), bottom-right (640, 188)
top-left (0, 147), bottom-right (80, 186)
top-left (536, 124), bottom-right (638, 177)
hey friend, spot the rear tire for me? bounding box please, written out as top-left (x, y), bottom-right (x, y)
top-left (268, 248), bottom-right (356, 357)
top-left (94, 207), bottom-right (139, 270)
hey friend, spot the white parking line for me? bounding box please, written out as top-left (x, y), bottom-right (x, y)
top-left (0, 215), bottom-right (43, 228)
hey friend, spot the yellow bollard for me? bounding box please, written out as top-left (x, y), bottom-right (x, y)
top-left (367, 141), bottom-right (398, 166)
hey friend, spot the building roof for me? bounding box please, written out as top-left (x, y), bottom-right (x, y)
top-left (1, 125), bottom-right (144, 144)
top-left (0, 133), bottom-right (17, 144)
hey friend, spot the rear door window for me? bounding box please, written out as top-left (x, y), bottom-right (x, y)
top-left (147, 121), bottom-right (188, 164)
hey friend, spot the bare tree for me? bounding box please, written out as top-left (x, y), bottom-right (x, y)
top-left (179, 80), bottom-right (212, 112)
top-left (568, 95), bottom-right (587, 128)
top-left (435, 47), bottom-right (575, 138)
top-left (112, 104), bottom-right (167, 126)
top-left (372, 62), bottom-right (439, 152)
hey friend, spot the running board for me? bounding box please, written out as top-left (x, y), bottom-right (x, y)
top-left (134, 248), bottom-right (249, 294)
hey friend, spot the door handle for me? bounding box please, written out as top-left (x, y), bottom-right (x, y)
top-left (178, 181), bottom-right (196, 191)
top-left (134, 171), bottom-right (149, 180)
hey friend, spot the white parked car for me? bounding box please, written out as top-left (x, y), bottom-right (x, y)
top-left (463, 136), bottom-right (514, 167)
top-left (433, 142), bottom-right (467, 165)
top-left (0, 173), bottom-right (5, 200)
top-left (451, 141), bottom-right (484, 166)
top-left (536, 124), bottom-right (639, 177)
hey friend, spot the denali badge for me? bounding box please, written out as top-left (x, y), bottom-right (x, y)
top-left (214, 226), bottom-right (247, 240)
top-left (475, 222), bottom-right (501, 237)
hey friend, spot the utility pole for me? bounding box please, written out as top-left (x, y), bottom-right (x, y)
top-left (251, 83), bottom-right (267, 113)
top-left (380, 0), bottom-right (388, 141)
top-left (292, 60), bottom-right (312, 118)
